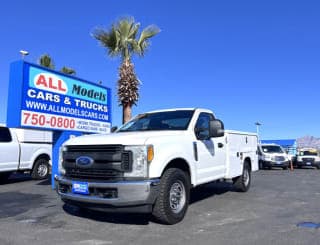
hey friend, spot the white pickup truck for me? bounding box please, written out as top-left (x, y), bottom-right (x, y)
top-left (56, 108), bottom-right (258, 224)
top-left (0, 126), bottom-right (52, 181)
top-left (296, 148), bottom-right (320, 169)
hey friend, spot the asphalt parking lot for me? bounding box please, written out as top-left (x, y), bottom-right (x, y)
top-left (0, 169), bottom-right (320, 245)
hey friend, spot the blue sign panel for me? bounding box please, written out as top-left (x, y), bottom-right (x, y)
top-left (7, 61), bottom-right (111, 134)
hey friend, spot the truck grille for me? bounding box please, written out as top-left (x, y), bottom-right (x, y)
top-left (66, 145), bottom-right (123, 153)
top-left (63, 145), bottom-right (132, 180)
top-left (274, 156), bottom-right (285, 161)
top-left (302, 158), bottom-right (315, 163)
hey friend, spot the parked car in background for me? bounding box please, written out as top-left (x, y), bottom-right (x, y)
top-left (295, 148), bottom-right (320, 169)
top-left (0, 126), bottom-right (52, 181)
top-left (258, 144), bottom-right (290, 170)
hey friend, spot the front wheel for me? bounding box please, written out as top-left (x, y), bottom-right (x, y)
top-left (152, 168), bottom-right (190, 225)
top-left (233, 161), bottom-right (251, 192)
top-left (31, 158), bottom-right (50, 180)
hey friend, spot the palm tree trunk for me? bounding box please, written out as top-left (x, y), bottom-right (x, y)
top-left (123, 104), bottom-right (132, 124)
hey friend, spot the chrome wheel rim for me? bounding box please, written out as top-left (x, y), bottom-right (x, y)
top-left (169, 180), bottom-right (186, 214)
top-left (243, 168), bottom-right (250, 186)
top-left (37, 164), bottom-right (48, 178)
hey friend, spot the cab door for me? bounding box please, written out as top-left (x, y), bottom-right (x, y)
top-left (194, 113), bottom-right (226, 184)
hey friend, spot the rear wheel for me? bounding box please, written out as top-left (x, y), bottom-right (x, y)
top-left (152, 168), bottom-right (190, 225)
top-left (233, 161), bottom-right (251, 192)
top-left (32, 158), bottom-right (50, 180)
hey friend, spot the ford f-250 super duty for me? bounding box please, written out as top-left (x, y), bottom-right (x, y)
top-left (56, 108), bottom-right (258, 224)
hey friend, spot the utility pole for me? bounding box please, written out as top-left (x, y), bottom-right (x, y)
top-left (255, 122), bottom-right (262, 144)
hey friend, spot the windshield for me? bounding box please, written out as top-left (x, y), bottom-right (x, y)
top-left (299, 151), bottom-right (318, 156)
top-left (117, 110), bottom-right (194, 132)
top-left (261, 145), bottom-right (284, 153)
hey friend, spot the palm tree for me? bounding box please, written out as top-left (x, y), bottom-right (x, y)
top-left (38, 54), bottom-right (76, 75)
top-left (92, 17), bottom-right (160, 124)
top-left (38, 54), bottom-right (55, 69)
top-left (60, 66), bottom-right (76, 75)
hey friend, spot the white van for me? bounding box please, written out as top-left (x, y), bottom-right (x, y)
top-left (258, 143), bottom-right (290, 170)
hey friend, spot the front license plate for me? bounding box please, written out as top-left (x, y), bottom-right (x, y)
top-left (72, 182), bottom-right (89, 195)
top-left (276, 161), bottom-right (282, 165)
top-left (306, 162), bottom-right (311, 165)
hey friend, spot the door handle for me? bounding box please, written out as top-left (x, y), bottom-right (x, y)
top-left (218, 143), bottom-right (224, 148)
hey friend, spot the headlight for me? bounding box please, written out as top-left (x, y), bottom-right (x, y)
top-left (124, 145), bottom-right (153, 178)
top-left (262, 154), bottom-right (271, 161)
top-left (58, 145), bottom-right (67, 175)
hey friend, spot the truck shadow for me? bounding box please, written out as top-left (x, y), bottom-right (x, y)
top-left (36, 175), bottom-right (52, 186)
top-left (0, 173), bottom-right (32, 185)
top-left (190, 181), bottom-right (233, 205)
top-left (62, 181), bottom-right (233, 225)
top-left (0, 173), bottom-right (51, 186)
top-left (0, 192), bottom-right (46, 219)
top-left (62, 204), bottom-right (152, 225)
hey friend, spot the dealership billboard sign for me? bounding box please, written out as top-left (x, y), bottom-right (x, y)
top-left (6, 61), bottom-right (111, 134)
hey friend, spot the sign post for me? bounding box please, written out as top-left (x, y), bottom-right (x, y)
top-left (6, 61), bottom-right (112, 188)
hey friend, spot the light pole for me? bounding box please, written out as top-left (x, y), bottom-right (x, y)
top-left (255, 122), bottom-right (261, 144)
top-left (19, 50), bottom-right (29, 60)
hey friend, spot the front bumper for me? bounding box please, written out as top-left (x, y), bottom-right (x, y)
top-left (55, 175), bottom-right (160, 213)
top-left (261, 160), bottom-right (290, 168)
top-left (296, 161), bottom-right (320, 168)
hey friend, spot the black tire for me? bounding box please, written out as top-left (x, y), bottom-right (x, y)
top-left (152, 168), bottom-right (190, 225)
top-left (233, 161), bottom-right (251, 192)
top-left (316, 165), bottom-right (320, 170)
top-left (283, 166), bottom-right (288, 170)
top-left (31, 158), bottom-right (50, 180)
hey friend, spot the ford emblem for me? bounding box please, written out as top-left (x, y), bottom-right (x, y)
top-left (76, 156), bottom-right (94, 167)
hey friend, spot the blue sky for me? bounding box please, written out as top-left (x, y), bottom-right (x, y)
top-left (0, 0), bottom-right (319, 139)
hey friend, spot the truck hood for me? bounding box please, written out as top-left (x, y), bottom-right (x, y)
top-left (65, 130), bottom-right (187, 146)
top-left (298, 155), bottom-right (319, 160)
top-left (264, 153), bottom-right (287, 156)
top-left (260, 153), bottom-right (289, 161)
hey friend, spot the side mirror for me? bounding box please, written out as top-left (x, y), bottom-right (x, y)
top-left (111, 126), bottom-right (118, 133)
top-left (209, 119), bottom-right (224, 138)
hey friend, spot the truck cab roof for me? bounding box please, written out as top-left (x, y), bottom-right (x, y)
top-left (146, 108), bottom-right (213, 113)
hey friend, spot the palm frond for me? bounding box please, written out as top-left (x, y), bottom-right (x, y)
top-left (92, 26), bottom-right (121, 58)
top-left (137, 25), bottom-right (160, 55)
top-left (92, 17), bottom-right (159, 60)
top-left (38, 54), bottom-right (55, 69)
top-left (60, 66), bottom-right (76, 75)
